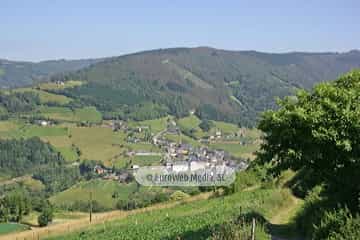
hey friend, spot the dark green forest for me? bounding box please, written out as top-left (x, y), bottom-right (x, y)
top-left (49, 47), bottom-right (360, 126)
top-left (0, 137), bottom-right (64, 176)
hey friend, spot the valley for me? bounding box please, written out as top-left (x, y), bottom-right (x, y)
top-left (0, 49), bottom-right (358, 240)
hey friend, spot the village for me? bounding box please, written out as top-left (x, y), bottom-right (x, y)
top-left (91, 118), bottom-right (249, 183)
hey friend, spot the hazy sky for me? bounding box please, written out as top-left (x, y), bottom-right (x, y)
top-left (1, 0), bottom-right (359, 61)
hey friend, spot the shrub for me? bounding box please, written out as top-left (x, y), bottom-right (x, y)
top-left (210, 212), bottom-right (269, 240)
top-left (313, 207), bottom-right (360, 240)
top-left (294, 185), bottom-right (325, 237)
top-left (170, 191), bottom-right (190, 201)
top-left (38, 206), bottom-right (53, 227)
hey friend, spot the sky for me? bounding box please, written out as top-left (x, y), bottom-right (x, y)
top-left (1, 0), bottom-right (359, 61)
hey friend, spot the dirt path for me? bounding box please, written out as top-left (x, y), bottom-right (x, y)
top-left (269, 194), bottom-right (304, 240)
top-left (0, 192), bottom-right (213, 240)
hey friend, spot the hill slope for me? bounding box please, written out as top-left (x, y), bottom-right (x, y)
top-left (59, 47), bottom-right (360, 125)
top-left (0, 58), bottom-right (102, 87)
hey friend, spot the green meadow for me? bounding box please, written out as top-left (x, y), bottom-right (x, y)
top-left (50, 179), bottom-right (140, 210)
top-left (0, 223), bottom-right (29, 235)
top-left (14, 88), bottom-right (72, 105)
top-left (38, 106), bottom-right (102, 123)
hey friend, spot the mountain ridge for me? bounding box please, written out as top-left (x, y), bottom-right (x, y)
top-left (45, 47), bottom-right (360, 126)
top-left (2, 47), bottom-right (360, 125)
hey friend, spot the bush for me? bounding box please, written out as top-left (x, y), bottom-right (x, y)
top-left (38, 206), bottom-right (53, 227)
top-left (210, 212), bottom-right (269, 240)
top-left (294, 185), bottom-right (325, 237)
top-left (199, 120), bottom-right (213, 132)
top-left (313, 207), bottom-right (360, 240)
top-left (170, 191), bottom-right (190, 201)
top-left (116, 192), bottom-right (170, 211)
top-left (327, 216), bottom-right (360, 240)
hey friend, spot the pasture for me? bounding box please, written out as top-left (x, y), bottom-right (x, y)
top-left (38, 106), bottom-right (102, 123)
top-left (50, 180), bottom-right (139, 210)
top-left (0, 223), bottom-right (29, 235)
top-left (13, 88), bottom-right (72, 105)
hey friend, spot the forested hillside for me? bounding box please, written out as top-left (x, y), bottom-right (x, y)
top-left (53, 47), bottom-right (360, 126)
top-left (0, 58), bottom-right (102, 88)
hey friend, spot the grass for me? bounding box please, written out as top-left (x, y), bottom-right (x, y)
top-left (209, 142), bottom-right (259, 158)
top-left (14, 88), bottom-right (72, 105)
top-left (0, 106), bottom-right (8, 116)
top-left (68, 127), bottom-right (125, 162)
top-left (21, 125), bottom-right (68, 137)
top-left (164, 133), bottom-right (202, 147)
top-left (48, 187), bottom-right (293, 240)
top-left (0, 223), bottom-right (29, 235)
top-left (22, 211), bottom-right (87, 226)
top-left (136, 117), bottom-right (169, 134)
top-left (177, 115), bottom-right (201, 129)
top-left (38, 106), bottom-right (102, 123)
top-left (177, 115), bottom-right (206, 139)
top-left (0, 120), bottom-right (19, 133)
top-left (38, 106), bottom-right (75, 121)
top-left (124, 143), bottom-right (161, 152)
top-left (50, 179), bottom-right (139, 209)
top-left (0, 121), bottom-right (69, 140)
top-left (56, 146), bottom-right (79, 162)
top-left (131, 155), bottom-right (162, 166)
top-left (211, 121), bottom-right (239, 134)
top-left (74, 107), bottom-right (102, 123)
top-left (20, 176), bottom-right (45, 192)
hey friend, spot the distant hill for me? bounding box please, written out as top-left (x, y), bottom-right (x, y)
top-left (2, 47), bottom-right (360, 125)
top-left (0, 58), bottom-right (102, 87)
top-left (57, 47), bottom-right (360, 126)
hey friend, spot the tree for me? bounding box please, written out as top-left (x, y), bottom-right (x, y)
top-left (37, 203), bottom-right (53, 227)
top-left (199, 119), bottom-right (213, 132)
top-left (258, 70), bottom-right (360, 208)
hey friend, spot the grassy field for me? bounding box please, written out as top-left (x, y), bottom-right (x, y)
top-left (177, 115), bottom-right (206, 139)
top-left (0, 122), bottom-right (68, 139)
top-left (0, 223), bottom-right (29, 235)
top-left (131, 155), bottom-right (162, 166)
top-left (0, 120), bottom-right (162, 164)
top-left (48, 187), bottom-right (293, 240)
top-left (0, 120), bottom-right (19, 133)
top-left (177, 115), bottom-right (201, 129)
top-left (13, 88), bottom-right (72, 105)
top-left (56, 146), bottom-right (79, 162)
top-left (210, 142), bottom-right (259, 158)
top-left (163, 133), bottom-right (202, 147)
top-left (124, 143), bottom-right (161, 152)
top-left (50, 179), bottom-right (139, 209)
top-left (38, 106), bottom-right (102, 123)
top-left (68, 127), bottom-right (125, 163)
top-left (211, 120), bottom-right (239, 134)
top-left (136, 116), bottom-right (169, 134)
